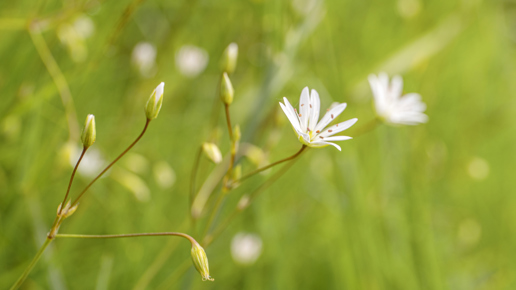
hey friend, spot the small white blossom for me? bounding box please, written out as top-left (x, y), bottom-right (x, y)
top-left (132, 42), bottom-right (157, 78)
top-left (175, 45), bottom-right (209, 78)
top-left (368, 73), bottom-right (428, 125)
top-left (231, 233), bottom-right (263, 266)
top-left (279, 87), bottom-right (357, 151)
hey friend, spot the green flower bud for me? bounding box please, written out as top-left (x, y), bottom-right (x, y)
top-left (191, 242), bottom-right (214, 281)
top-left (81, 114), bottom-right (96, 148)
top-left (233, 125), bottom-right (241, 143)
top-left (220, 73), bottom-right (234, 105)
top-left (221, 42), bottom-right (238, 74)
top-left (145, 82), bottom-right (164, 120)
top-left (57, 201), bottom-right (79, 218)
top-left (202, 143), bottom-right (222, 164)
top-left (233, 164), bottom-right (242, 181)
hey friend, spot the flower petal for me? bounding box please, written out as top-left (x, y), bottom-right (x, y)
top-left (321, 136), bottom-right (352, 141)
top-left (318, 118), bottom-right (358, 137)
top-left (299, 87), bottom-right (310, 132)
top-left (308, 89), bottom-right (320, 132)
top-left (313, 103), bottom-right (347, 133)
top-left (309, 141), bottom-right (341, 151)
top-left (279, 101), bottom-right (302, 133)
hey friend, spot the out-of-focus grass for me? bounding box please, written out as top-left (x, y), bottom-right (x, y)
top-left (1, 0), bottom-right (516, 289)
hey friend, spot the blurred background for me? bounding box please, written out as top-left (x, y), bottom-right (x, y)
top-left (1, 0), bottom-right (515, 289)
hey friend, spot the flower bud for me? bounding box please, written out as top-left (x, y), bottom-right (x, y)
top-left (233, 125), bottom-right (241, 143)
top-left (145, 82), bottom-right (164, 120)
top-left (81, 114), bottom-right (96, 148)
top-left (233, 164), bottom-right (242, 181)
top-left (221, 43), bottom-right (238, 74)
top-left (202, 143), bottom-right (222, 164)
top-left (57, 201), bottom-right (79, 218)
top-left (220, 73), bottom-right (234, 105)
top-left (191, 242), bottom-right (214, 281)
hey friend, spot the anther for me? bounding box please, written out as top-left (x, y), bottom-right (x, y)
top-left (328, 130), bottom-right (333, 133)
top-left (336, 124), bottom-right (339, 127)
top-left (299, 114), bottom-right (302, 117)
top-left (301, 104), bottom-right (304, 106)
top-left (316, 130), bottom-right (320, 133)
top-left (307, 127), bottom-right (311, 132)
top-left (331, 114), bottom-right (334, 119)
top-left (320, 136), bottom-right (324, 139)
top-left (310, 104), bottom-right (312, 108)
top-left (327, 109), bottom-right (330, 112)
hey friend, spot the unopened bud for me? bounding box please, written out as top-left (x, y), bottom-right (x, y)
top-left (220, 73), bottom-right (234, 105)
top-left (202, 143), bottom-right (222, 164)
top-left (221, 43), bottom-right (238, 74)
top-left (233, 125), bottom-right (241, 142)
top-left (81, 114), bottom-right (96, 148)
top-left (145, 82), bottom-right (164, 120)
top-left (57, 201), bottom-right (79, 218)
top-left (245, 145), bottom-right (266, 167)
top-left (191, 242), bottom-right (214, 281)
top-left (233, 164), bottom-right (242, 181)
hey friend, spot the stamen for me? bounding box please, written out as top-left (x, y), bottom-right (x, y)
top-left (299, 114), bottom-right (302, 117)
top-left (336, 124), bottom-right (339, 127)
top-left (320, 136), bottom-right (324, 139)
top-left (294, 108), bottom-right (298, 113)
top-left (310, 104), bottom-right (312, 108)
top-left (301, 104), bottom-right (304, 106)
top-left (328, 130), bottom-right (333, 133)
top-left (327, 109), bottom-right (330, 112)
top-left (316, 130), bottom-right (320, 133)
top-left (331, 114), bottom-right (334, 119)
top-left (307, 127), bottom-right (311, 132)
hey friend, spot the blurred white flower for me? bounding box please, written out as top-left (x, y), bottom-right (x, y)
top-left (73, 15), bottom-right (95, 39)
top-left (368, 73), bottom-right (428, 125)
top-left (175, 45), bottom-right (209, 78)
top-left (397, 0), bottom-right (421, 19)
top-left (57, 15), bottom-right (95, 63)
top-left (153, 161), bottom-right (176, 189)
top-left (467, 157), bottom-right (489, 180)
top-left (132, 42), bottom-right (157, 78)
top-left (279, 87), bottom-right (357, 151)
top-left (69, 145), bottom-right (105, 178)
top-left (231, 233), bottom-right (263, 266)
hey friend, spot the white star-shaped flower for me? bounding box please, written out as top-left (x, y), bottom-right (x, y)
top-left (279, 87), bottom-right (358, 151)
top-left (368, 73), bottom-right (428, 125)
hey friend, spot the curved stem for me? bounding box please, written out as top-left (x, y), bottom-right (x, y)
top-left (70, 118), bottom-right (150, 207)
top-left (10, 238), bottom-right (53, 290)
top-left (223, 103), bottom-right (235, 189)
top-left (56, 232), bottom-right (197, 245)
top-left (234, 145), bottom-right (307, 184)
top-left (58, 146), bottom-right (87, 215)
top-left (203, 152), bottom-right (303, 246)
top-left (190, 146), bottom-right (203, 224)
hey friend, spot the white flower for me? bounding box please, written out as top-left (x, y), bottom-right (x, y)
top-left (132, 42), bottom-right (157, 78)
top-left (279, 87), bottom-right (357, 151)
top-left (368, 73), bottom-right (428, 125)
top-left (231, 233), bottom-right (263, 266)
top-left (175, 45), bottom-right (209, 78)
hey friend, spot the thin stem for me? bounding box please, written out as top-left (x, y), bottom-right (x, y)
top-left (70, 119), bottom-right (150, 207)
top-left (190, 146), bottom-right (203, 227)
top-left (223, 103), bottom-right (235, 188)
top-left (58, 146), bottom-right (87, 215)
top-left (56, 232), bottom-right (196, 245)
top-left (234, 145), bottom-right (307, 184)
top-left (10, 238), bottom-right (53, 290)
top-left (203, 153), bottom-right (303, 246)
top-left (201, 188), bottom-right (226, 238)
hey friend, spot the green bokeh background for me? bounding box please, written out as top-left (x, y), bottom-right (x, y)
top-left (1, 0), bottom-right (515, 289)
